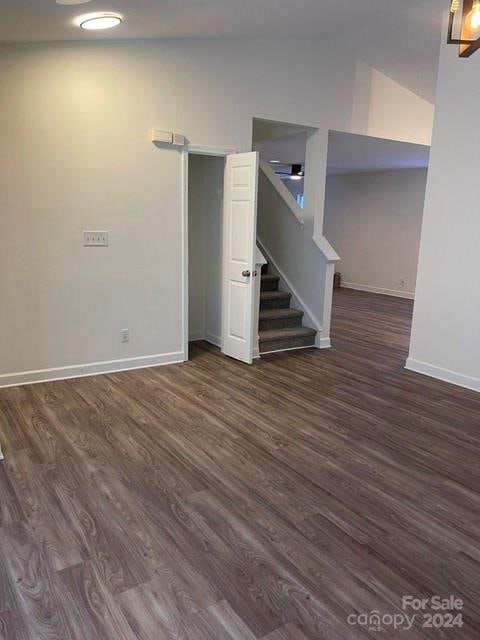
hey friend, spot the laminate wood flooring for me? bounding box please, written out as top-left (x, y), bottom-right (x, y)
top-left (0, 289), bottom-right (479, 639)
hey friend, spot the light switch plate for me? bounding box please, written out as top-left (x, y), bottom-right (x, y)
top-left (84, 231), bottom-right (109, 247)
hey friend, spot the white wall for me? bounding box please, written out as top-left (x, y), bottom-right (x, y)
top-left (188, 155), bottom-right (206, 340)
top-left (188, 154), bottom-right (224, 345)
top-left (324, 169), bottom-right (427, 298)
top-left (284, 177), bottom-right (305, 202)
top-left (407, 22), bottom-right (480, 392)
top-left (351, 62), bottom-right (435, 146)
top-left (0, 39), bottom-right (434, 385)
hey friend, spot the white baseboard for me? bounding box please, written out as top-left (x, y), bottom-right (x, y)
top-left (188, 331), bottom-right (205, 342)
top-left (405, 358), bottom-right (480, 393)
top-left (189, 332), bottom-right (222, 349)
top-left (205, 332), bottom-right (222, 348)
top-left (318, 337), bottom-right (332, 349)
top-left (260, 344), bottom-right (315, 356)
top-left (192, 332), bottom-right (258, 359)
top-left (0, 352), bottom-right (184, 389)
top-left (341, 282), bottom-right (415, 300)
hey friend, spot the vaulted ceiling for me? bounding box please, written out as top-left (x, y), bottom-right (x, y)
top-left (0, 0), bottom-right (444, 101)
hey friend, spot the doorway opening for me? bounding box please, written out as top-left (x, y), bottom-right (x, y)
top-left (185, 147), bottom-right (262, 364)
top-left (187, 152), bottom-right (225, 359)
top-left (323, 130), bottom-right (430, 353)
top-left (252, 117), bottom-right (323, 353)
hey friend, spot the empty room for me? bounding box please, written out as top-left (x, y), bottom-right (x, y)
top-left (0, 1), bottom-right (479, 639)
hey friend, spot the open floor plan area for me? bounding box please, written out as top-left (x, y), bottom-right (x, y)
top-left (1, 290), bottom-right (479, 639)
top-left (1, 1), bottom-right (480, 638)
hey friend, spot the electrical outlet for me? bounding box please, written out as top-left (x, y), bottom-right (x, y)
top-left (83, 231), bottom-right (109, 247)
top-left (400, 279), bottom-right (406, 289)
top-left (121, 329), bottom-right (130, 343)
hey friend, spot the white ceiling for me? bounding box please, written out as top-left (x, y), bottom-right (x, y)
top-left (326, 131), bottom-right (430, 176)
top-left (0, 0), bottom-right (444, 101)
top-left (257, 129), bottom-right (430, 176)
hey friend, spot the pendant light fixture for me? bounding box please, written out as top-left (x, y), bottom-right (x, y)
top-left (447, 0), bottom-right (480, 56)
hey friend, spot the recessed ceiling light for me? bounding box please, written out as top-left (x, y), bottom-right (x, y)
top-left (77, 12), bottom-right (123, 30)
top-left (269, 160), bottom-right (281, 164)
top-left (57, 0), bottom-right (92, 4)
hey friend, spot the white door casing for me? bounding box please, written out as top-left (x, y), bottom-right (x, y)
top-left (222, 152), bottom-right (259, 364)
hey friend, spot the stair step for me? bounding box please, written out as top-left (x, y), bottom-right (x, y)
top-left (259, 327), bottom-right (317, 354)
top-left (259, 308), bottom-right (304, 330)
top-left (261, 274), bottom-right (280, 292)
top-left (260, 290), bottom-right (291, 310)
top-left (261, 274), bottom-right (278, 282)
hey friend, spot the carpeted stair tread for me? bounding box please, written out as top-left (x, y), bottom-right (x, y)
top-left (259, 327), bottom-right (316, 342)
top-left (258, 261), bottom-right (316, 352)
top-left (260, 291), bottom-right (291, 301)
top-left (259, 308), bottom-right (303, 320)
top-left (260, 290), bottom-right (291, 310)
top-left (260, 274), bottom-right (281, 291)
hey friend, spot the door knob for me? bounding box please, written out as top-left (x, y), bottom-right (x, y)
top-left (242, 270), bottom-right (251, 277)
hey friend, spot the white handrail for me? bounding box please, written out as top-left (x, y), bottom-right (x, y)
top-left (259, 159), bottom-right (340, 264)
top-left (313, 235), bottom-right (340, 263)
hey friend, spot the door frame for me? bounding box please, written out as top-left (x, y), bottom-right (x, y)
top-left (181, 144), bottom-right (237, 361)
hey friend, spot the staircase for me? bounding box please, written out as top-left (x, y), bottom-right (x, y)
top-left (259, 264), bottom-right (317, 354)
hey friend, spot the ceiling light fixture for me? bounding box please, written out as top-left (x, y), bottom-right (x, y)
top-left (57, 1), bottom-right (93, 5)
top-left (77, 12), bottom-right (123, 31)
top-left (447, 0), bottom-right (480, 56)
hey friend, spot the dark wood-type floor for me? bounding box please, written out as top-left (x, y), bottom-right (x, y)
top-left (1, 289), bottom-right (480, 640)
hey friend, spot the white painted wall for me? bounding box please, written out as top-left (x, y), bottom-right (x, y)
top-left (324, 169), bottom-right (427, 298)
top-left (0, 39), bottom-right (434, 384)
top-left (407, 22), bottom-right (480, 392)
top-left (188, 155), bottom-right (207, 340)
top-left (283, 177), bottom-right (305, 203)
top-left (188, 154), bottom-right (224, 345)
top-left (351, 62), bottom-right (435, 146)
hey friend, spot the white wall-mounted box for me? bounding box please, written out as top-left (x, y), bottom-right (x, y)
top-left (172, 132), bottom-right (185, 146)
top-left (151, 129), bottom-right (173, 144)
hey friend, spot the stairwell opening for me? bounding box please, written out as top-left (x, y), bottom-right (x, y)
top-left (253, 118), bottom-right (320, 354)
top-left (252, 118), bottom-right (309, 208)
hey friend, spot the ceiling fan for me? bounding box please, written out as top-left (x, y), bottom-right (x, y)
top-left (271, 163), bottom-right (305, 181)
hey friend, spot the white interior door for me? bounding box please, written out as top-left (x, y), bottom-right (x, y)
top-left (222, 152), bottom-right (259, 364)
